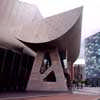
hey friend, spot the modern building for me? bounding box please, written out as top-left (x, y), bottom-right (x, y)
top-left (0, 0), bottom-right (82, 91)
top-left (85, 32), bottom-right (100, 86)
top-left (85, 32), bottom-right (100, 78)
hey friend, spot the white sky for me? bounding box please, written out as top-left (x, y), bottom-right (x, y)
top-left (63, 59), bottom-right (85, 67)
top-left (19, 0), bottom-right (100, 39)
top-left (74, 58), bottom-right (85, 65)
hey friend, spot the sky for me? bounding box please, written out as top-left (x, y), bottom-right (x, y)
top-left (19, 0), bottom-right (100, 39)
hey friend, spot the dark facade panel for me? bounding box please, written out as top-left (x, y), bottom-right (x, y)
top-left (0, 47), bottom-right (34, 92)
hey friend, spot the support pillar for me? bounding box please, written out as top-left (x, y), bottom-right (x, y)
top-left (67, 61), bottom-right (74, 89)
top-left (27, 49), bottom-right (67, 91)
top-left (70, 63), bottom-right (74, 81)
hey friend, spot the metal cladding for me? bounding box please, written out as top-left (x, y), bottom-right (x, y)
top-left (0, 0), bottom-right (82, 62)
top-left (0, 0), bottom-right (41, 56)
top-left (17, 7), bottom-right (83, 62)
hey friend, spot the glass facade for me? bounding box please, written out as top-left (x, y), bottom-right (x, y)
top-left (85, 32), bottom-right (100, 78)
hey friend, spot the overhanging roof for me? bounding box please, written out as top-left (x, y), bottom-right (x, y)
top-left (18, 7), bottom-right (83, 62)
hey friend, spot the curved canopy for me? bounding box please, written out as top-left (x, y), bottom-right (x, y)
top-left (17, 7), bottom-right (82, 62)
top-left (17, 7), bottom-right (82, 43)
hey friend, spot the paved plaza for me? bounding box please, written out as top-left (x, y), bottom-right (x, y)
top-left (74, 87), bottom-right (100, 95)
top-left (0, 87), bottom-right (100, 100)
top-left (2, 93), bottom-right (100, 100)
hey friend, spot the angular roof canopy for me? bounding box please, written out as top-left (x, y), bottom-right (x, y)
top-left (17, 7), bottom-right (82, 43)
top-left (18, 7), bottom-right (83, 62)
top-left (0, 0), bottom-right (82, 62)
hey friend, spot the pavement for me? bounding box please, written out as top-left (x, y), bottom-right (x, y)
top-left (0, 87), bottom-right (100, 100)
top-left (0, 91), bottom-right (67, 100)
top-left (3, 94), bottom-right (100, 100)
top-left (74, 87), bottom-right (100, 95)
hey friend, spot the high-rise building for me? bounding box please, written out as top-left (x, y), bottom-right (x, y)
top-left (85, 32), bottom-right (100, 79)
